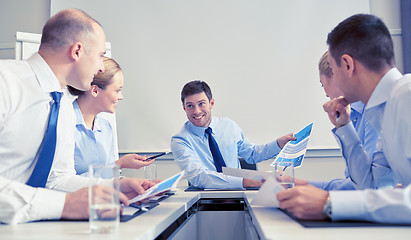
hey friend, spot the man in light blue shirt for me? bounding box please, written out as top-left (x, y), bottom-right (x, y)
top-left (171, 81), bottom-right (295, 189)
top-left (307, 51), bottom-right (392, 190)
top-left (309, 102), bottom-right (380, 190)
top-left (278, 14), bottom-right (411, 223)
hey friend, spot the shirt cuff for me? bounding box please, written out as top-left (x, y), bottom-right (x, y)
top-left (329, 190), bottom-right (366, 221)
top-left (229, 176), bottom-right (245, 189)
top-left (333, 122), bottom-right (361, 147)
top-left (31, 187), bottom-right (66, 222)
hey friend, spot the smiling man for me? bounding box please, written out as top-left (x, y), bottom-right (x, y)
top-left (170, 80), bottom-right (295, 189)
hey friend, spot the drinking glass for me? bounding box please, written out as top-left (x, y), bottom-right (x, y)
top-left (144, 163), bottom-right (157, 180)
top-left (274, 160), bottom-right (294, 189)
top-left (89, 164), bottom-right (120, 234)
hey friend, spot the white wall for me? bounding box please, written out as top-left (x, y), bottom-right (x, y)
top-left (0, 0), bottom-right (50, 59)
top-left (50, 0), bottom-right (371, 152)
top-left (0, 0), bottom-right (403, 182)
top-left (370, 0), bottom-right (403, 73)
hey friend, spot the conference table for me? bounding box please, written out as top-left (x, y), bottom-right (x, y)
top-left (1, 188), bottom-right (410, 240)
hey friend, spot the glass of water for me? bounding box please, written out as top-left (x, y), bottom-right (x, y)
top-left (274, 160), bottom-right (294, 189)
top-left (89, 164), bottom-right (120, 234)
top-left (144, 163), bottom-right (157, 180)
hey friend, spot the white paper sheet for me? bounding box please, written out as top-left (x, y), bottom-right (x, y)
top-left (250, 177), bottom-right (285, 207)
top-left (222, 167), bottom-right (275, 181)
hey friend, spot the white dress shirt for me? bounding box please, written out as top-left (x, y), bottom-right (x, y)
top-left (330, 68), bottom-right (411, 223)
top-left (0, 53), bottom-right (89, 224)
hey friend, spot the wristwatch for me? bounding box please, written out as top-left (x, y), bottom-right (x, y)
top-left (323, 197), bottom-right (332, 219)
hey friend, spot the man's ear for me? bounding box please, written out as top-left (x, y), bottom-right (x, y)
top-left (90, 85), bottom-right (99, 97)
top-left (210, 98), bottom-right (215, 109)
top-left (70, 42), bottom-right (83, 61)
top-left (341, 54), bottom-right (355, 77)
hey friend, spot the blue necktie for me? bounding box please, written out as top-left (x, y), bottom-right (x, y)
top-left (27, 91), bottom-right (62, 188)
top-left (205, 127), bottom-right (226, 172)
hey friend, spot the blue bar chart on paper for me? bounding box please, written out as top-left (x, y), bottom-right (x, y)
top-left (271, 123), bottom-right (313, 168)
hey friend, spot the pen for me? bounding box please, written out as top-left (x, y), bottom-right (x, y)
top-left (336, 111), bottom-right (340, 123)
top-left (144, 152), bottom-right (169, 161)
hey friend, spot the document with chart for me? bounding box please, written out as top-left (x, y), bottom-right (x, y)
top-left (129, 171), bottom-right (184, 203)
top-left (271, 123), bottom-right (313, 168)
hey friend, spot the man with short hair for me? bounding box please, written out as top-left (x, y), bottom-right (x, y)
top-left (171, 80), bottom-right (295, 189)
top-left (0, 9), bottom-right (154, 224)
top-left (277, 14), bottom-right (411, 223)
top-left (296, 51), bottom-right (395, 191)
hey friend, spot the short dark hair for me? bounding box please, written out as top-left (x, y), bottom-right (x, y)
top-left (181, 80), bottom-right (213, 103)
top-left (327, 14), bottom-right (394, 72)
top-left (40, 9), bottom-right (101, 51)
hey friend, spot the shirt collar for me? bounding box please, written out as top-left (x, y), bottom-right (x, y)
top-left (187, 117), bottom-right (215, 137)
top-left (27, 52), bottom-right (62, 94)
top-left (73, 100), bottom-right (86, 126)
top-left (350, 101), bottom-right (364, 114)
top-left (73, 100), bottom-right (103, 132)
top-left (93, 115), bottom-right (103, 132)
top-left (366, 68), bottom-right (403, 110)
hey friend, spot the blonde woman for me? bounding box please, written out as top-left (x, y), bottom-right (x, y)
top-left (69, 57), bottom-right (155, 175)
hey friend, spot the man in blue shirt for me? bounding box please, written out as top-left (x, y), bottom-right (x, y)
top-left (277, 14), bottom-right (411, 223)
top-left (304, 51), bottom-right (394, 190)
top-left (171, 81), bottom-right (295, 189)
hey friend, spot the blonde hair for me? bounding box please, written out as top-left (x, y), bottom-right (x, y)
top-left (318, 51), bottom-right (333, 78)
top-left (92, 57), bottom-right (122, 89)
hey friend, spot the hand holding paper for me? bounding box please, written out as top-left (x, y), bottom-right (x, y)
top-left (129, 171), bottom-right (184, 203)
top-left (271, 123), bottom-right (313, 168)
top-left (250, 177), bottom-right (285, 207)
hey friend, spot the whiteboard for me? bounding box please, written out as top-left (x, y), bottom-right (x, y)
top-left (51, 0), bottom-right (370, 152)
top-left (14, 32), bottom-right (119, 157)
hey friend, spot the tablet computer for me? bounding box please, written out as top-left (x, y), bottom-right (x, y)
top-left (129, 171), bottom-right (184, 203)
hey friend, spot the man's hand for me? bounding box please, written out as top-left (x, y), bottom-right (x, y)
top-left (61, 186), bottom-right (130, 219)
top-left (119, 178), bottom-right (156, 203)
top-left (115, 154), bottom-right (155, 169)
top-left (323, 96), bottom-right (351, 128)
top-left (294, 177), bottom-right (309, 186)
top-left (277, 185), bottom-right (329, 220)
top-left (61, 187), bottom-right (89, 220)
top-left (277, 133), bottom-right (297, 149)
top-left (243, 178), bottom-right (264, 188)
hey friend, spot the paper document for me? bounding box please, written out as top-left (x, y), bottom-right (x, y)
top-left (250, 177), bottom-right (285, 207)
top-left (222, 167), bottom-right (275, 181)
top-left (129, 171), bottom-right (184, 203)
top-left (271, 123), bottom-right (313, 168)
